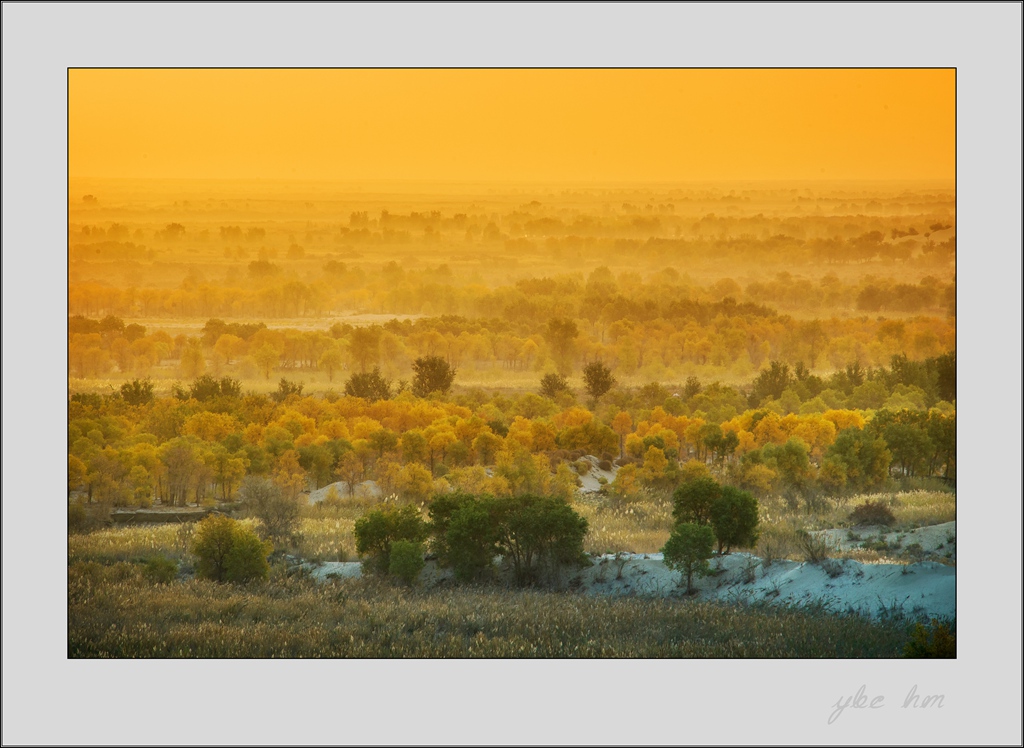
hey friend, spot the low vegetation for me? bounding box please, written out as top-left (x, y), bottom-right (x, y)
top-left (68, 568), bottom-right (918, 658)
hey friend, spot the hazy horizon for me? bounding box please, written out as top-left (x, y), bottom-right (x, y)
top-left (69, 69), bottom-right (955, 183)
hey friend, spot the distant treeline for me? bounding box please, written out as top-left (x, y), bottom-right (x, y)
top-left (68, 264), bottom-right (954, 321)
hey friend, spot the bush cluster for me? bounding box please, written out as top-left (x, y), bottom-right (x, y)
top-left (353, 504), bottom-right (429, 576)
top-left (849, 499), bottom-right (897, 527)
top-left (662, 476), bottom-right (760, 592)
top-left (354, 493), bottom-right (589, 588)
top-left (190, 514), bottom-right (272, 583)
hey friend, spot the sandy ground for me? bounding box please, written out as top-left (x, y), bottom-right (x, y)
top-left (576, 551), bottom-right (955, 621)
top-left (812, 521), bottom-right (956, 563)
top-left (307, 480), bottom-right (383, 503)
top-left (303, 524), bottom-right (956, 622)
top-left (299, 456), bottom-right (954, 621)
top-left (576, 455), bottom-right (619, 494)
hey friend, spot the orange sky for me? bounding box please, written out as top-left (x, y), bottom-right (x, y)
top-left (68, 69), bottom-right (954, 183)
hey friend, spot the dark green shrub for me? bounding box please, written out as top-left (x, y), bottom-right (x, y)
top-left (345, 367), bottom-right (393, 402)
top-left (271, 377), bottom-right (304, 403)
top-left (388, 540), bottom-right (425, 586)
top-left (224, 531), bottom-right (273, 583)
top-left (120, 378), bottom-right (155, 406)
top-left (143, 556), bottom-right (179, 584)
top-left (539, 372), bottom-right (570, 399)
top-left (191, 514), bottom-right (272, 584)
top-left (354, 504), bottom-right (428, 575)
top-left (849, 499), bottom-right (896, 527)
top-left (582, 361), bottom-right (616, 402)
top-left (411, 355), bottom-right (457, 397)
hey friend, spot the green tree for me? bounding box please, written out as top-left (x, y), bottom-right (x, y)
top-left (491, 494), bottom-right (589, 586)
top-left (762, 438), bottom-right (813, 494)
top-left (661, 522), bottom-right (716, 593)
top-left (388, 540), bottom-right (426, 586)
top-left (817, 458), bottom-right (848, 496)
top-left (345, 367), bottom-right (393, 402)
top-left (700, 423), bottom-right (739, 464)
top-left (682, 376), bottom-right (702, 401)
top-left (708, 486), bottom-right (760, 554)
top-left (825, 427), bottom-right (892, 492)
top-left (582, 360), bottom-right (616, 403)
top-left (224, 529), bottom-right (273, 583)
top-left (428, 492), bottom-right (477, 560)
top-left (218, 377), bottom-right (243, 398)
top-left (191, 514), bottom-right (271, 583)
top-left (188, 374), bottom-right (223, 402)
top-left (270, 377), bottom-right (304, 403)
top-left (368, 428), bottom-right (400, 459)
top-left (672, 477), bottom-right (721, 526)
top-left (539, 372), bottom-right (571, 399)
top-left (874, 415), bottom-right (934, 478)
top-left (429, 492), bottom-right (501, 582)
top-left (400, 429), bottom-right (430, 465)
top-left (748, 360), bottom-right (793, 407)
top-left (120, 378), bottom-right (154, 406)
top-left (354, 504), bottom-right (429, 575)
top-left (445, 500), bottom-right (500, 581)
top-left (926, 411), bottom-right (956, 480)
top-left (412, 355), bottom-right (457, 397)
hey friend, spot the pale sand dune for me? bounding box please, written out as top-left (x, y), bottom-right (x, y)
top-left (307, 479), bottom-right (382, 503)
top-left (813, 521), bottom-right (956, 562)
top-left (303, 458), bottom-right (954, 620)
top-left (304, 525), bottom-right (956, 621)
top-left (576, 454), bottom-right (619, 494)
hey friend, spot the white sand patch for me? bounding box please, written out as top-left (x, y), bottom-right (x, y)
top-left (813, 521), bottom-right (956, 562)
top-left (304, 551), bottom-right (954, 620)
top-left (576, 454), bottom-right (618, 494)
top-left (578, 550), bottom-right (954, 620)
top-left (305, 561), bottom-right (363, 581)
top-left (300, 517), bottom-right (956, 622)
top-left (308, 479), bottom-right (382, 503)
